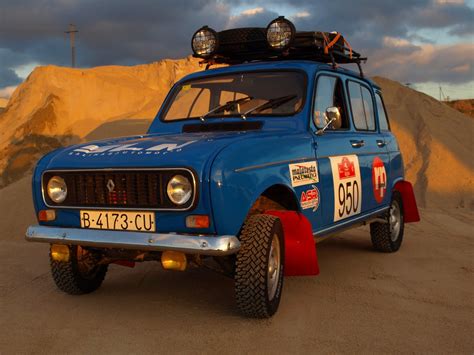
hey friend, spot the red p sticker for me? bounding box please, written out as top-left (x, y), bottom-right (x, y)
top-left (372, 157), bottom-right (387, 203)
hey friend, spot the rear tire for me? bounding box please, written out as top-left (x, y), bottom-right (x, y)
top-left (370, 192), bottom-right (404, 252)
top-left (235, 214), bottom-right (285, 318)
top-left (50, 245), bottom-right (108, 295)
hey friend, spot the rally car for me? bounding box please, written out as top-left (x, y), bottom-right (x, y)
top-left (26, 17), bottom-right (420, 318)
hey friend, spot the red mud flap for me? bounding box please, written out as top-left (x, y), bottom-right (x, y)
top-left (393, 181), bottom-right (420, 223)
top-left (266, 210), bottom-right (319, 276)
top-left (113, 260), bottom-right (136, 268)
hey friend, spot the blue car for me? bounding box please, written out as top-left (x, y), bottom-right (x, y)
top-left (26, 17), bottom-right (420, 318)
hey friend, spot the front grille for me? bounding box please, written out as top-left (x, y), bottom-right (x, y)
top-left (42, 169), bottom-right (195, 210)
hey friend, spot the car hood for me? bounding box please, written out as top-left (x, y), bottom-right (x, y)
top-left (43, 132), bottom-right (257, 179)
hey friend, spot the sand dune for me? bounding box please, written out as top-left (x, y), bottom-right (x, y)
top-left (0, 61), bottom-right (472, 211)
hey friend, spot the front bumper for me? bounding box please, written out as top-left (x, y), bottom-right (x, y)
top-left (25, 225), bottom-right (240, 256)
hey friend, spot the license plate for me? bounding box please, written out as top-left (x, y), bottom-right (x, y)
top-left (80, 210), bottom-right (156, 232)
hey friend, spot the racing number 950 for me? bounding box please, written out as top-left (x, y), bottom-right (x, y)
top-left (338, 180), bottom-right (359, 218)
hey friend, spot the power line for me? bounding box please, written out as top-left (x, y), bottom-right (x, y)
top-left (65, 24), bottom-right (78, 67)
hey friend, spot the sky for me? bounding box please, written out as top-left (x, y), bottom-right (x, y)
top-left (0, 0), bottom-right (473, 100)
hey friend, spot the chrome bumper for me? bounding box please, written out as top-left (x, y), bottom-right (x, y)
top-left (25, 225), bottom-right (240, 256)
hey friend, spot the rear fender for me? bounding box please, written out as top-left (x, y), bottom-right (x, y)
top-left (266, 210), bottom-right (319, 276)
top-left (393, 180), bottom-right (420, 223)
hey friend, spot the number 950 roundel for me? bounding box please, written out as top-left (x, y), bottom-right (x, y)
top-left (329, 155), bottom-right (362, 222)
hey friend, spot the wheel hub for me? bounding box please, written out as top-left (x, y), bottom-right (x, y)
top-left (389, 200), bottom-right (401, 242)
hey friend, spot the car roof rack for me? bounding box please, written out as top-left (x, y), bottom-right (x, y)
top-left (191, 18), bottom-right (367, 78)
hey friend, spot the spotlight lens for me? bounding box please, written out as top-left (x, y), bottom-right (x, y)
top-left (266, 18), bottom-right (295, 50)
top-left (192, 27), bottom-right (218, 57)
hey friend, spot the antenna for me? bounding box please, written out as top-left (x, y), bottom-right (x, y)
top-left (65, 24), bottom-right (79, 67)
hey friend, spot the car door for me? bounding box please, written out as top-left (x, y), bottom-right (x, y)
top-left (346, 80), bottom-right (391, 213)
top-left (310, 72), bottom-right (364, 233)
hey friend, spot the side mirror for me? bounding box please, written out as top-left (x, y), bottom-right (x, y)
top-left (316, 106), bottom-right (342, 135)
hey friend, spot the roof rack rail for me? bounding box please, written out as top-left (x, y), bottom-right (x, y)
top-left (191, 17), bottom-right (367, 77)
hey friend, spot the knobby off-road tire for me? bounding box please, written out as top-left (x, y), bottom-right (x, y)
top-left (370, 192), bottom-right (404, 252)
top-left (235, 214), bottom-right (285, 318)
top-left (50, 245), bottom-right (108, 295)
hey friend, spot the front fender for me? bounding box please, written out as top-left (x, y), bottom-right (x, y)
top-left (209, 131), bottom-right (313, 235)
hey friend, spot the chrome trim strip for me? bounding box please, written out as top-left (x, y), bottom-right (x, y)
top-left (316, 152), bottom-right (389, 159)
top-left (41, 167), bottom-right (198, 212)
top-left (25, 225), bottom-right (240, 256)
top-left (314, 206), bottom-right (389, 236)
top-left (235, 157), bottom-right (315, 173)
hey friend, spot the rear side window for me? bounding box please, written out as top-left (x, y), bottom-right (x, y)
top-left (348, 81), bottom-right (376, 131)
top-left (375, 93), bottom-right (390, 131)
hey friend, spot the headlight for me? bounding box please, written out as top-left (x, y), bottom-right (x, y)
top-left (47, 176), bottom-right (67, 203)
top-left (191, 26), bottom-right (218, 58)
top-left (167, 175), bottom-right (192, 205)
top-left (266, 16), bottom-right (295, 50)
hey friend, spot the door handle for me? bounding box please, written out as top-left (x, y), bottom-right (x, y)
top-left (350, 140), bottom-right (365, 148)
top-left (377, 140), bottom-right (386, 148)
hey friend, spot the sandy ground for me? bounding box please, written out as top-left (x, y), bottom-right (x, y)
top-left (0, 177), bottom-right (473, 354)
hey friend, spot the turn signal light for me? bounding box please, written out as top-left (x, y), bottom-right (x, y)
top-left (161, 251), bottom-right (187, 271)
top-left (186, 215), bottom-right (210, 228)
top-left (38, 209), bottom-right (56, 221)
top-left (50, 244), bottom-right (70, 262)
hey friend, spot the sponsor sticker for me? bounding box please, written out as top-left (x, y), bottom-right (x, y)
top-left (372, 157), bottom-right (387, 203)
top-left (300, 185), bottom-right (320, 212)
top-left (71, 141), bottom-right (197, 157)
top-left (289, 161), bottom-right (319, 187)
top-left (329, 155), bottom-right (362, 222)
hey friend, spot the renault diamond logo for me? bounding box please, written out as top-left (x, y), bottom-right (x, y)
top-left (106, 179), bottom-right (115, 193)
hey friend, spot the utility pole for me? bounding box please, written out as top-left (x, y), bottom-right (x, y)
top-left (65, 24), bottom-right (78, 67)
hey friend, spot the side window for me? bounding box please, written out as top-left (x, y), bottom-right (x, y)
top-left (375, 93), bottom-right (390, 131)
top-left (313, 75), bottom-right (348, 129)
top-left (348, 81), bottom-right (376, 131)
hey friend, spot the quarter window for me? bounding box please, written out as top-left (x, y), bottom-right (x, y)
top-left (375, 93), bottom-right (390, 131)
top-left (348, 81), bottom-right (376, 131)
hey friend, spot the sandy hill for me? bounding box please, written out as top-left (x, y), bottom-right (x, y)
top-left (0, 57), bottom-right (202, 186)
top-left (0, 61), bottom-right (472, 211)
top-left (0, 98), bottom-right (8, 108)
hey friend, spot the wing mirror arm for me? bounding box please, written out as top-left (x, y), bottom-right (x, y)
top-left (316, 117), bottom-right (336, 136)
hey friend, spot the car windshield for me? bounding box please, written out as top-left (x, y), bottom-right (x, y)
top-left (162, 71), bottom-right (306, 121)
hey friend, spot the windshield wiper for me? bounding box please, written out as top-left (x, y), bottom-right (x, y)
top-left (240, 95), bottom-right (297, 120)
top-left (200, 96), bottom-right (253, 121)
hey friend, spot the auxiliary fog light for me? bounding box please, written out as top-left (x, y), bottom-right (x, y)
top-left (161, 251), bottom-right (187, 271)
top-left (266, 16), bottom-right (296, 50)
top-left (191, 26), bottom-right (218, 58)
top-left (50, 244), bottom-right (70, 262)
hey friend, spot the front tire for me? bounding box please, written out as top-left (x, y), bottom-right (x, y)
top-left (50, 245), bottom-right (108, 295)
top-left (370, 192), bottom-right (404, 252)
top-left (235, 214), bottom-right (285, 318)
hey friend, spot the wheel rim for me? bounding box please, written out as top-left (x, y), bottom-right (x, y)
top-left (267, 233), bottom-right (281, 301)
top-left (389, 200), bottom-right (401, 242)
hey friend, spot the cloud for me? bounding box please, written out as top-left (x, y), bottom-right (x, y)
top-left (0, 0), bottom-right (473, 96)
top-left (368, 43), bottom-right (474, 84)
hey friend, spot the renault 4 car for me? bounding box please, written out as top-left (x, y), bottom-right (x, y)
top-left (26, 17), bottom-right (420, 318)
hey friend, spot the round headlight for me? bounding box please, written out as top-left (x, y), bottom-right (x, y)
top-left (167, 175), bottom-right (192, 206)
top-left (266, 17), bottom-right (295, 50)
top-left (47, 176), bottom-right (67, 203)
top-left (191, 26), bottom-right (218, 58)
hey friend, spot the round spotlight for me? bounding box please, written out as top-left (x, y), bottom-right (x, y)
top-left (47, 176), bottom-right (67, 203)
top-left (191, 26), bottom-right (218, 58)
top-left (266, 17), bottom-right (295, 50)
top-left (167, 175), bottom-right (193, 206)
